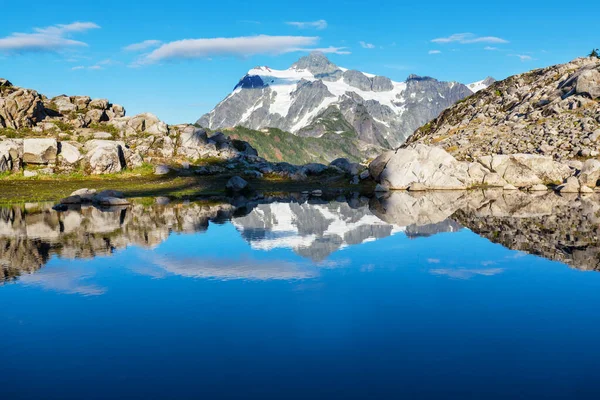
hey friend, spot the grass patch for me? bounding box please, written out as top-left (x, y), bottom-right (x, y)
top-left (89, 123), bottom-right (120, 136)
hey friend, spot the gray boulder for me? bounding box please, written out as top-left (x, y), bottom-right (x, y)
top-left (85, 140), bottom-right (125, 175)
top-left (58, 142), bottom-right (81, 165)
top-left (372, 144), bottom-right (482, 190)
top-left (578, 159), bottom-right (600, 187)
top-left (23, 138), bottom-right (58, 164)
top-left (154, 165), bottom-right (170, 175)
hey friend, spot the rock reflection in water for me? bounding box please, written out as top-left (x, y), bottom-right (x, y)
top-left (2, 189), bottom-right (600, 286)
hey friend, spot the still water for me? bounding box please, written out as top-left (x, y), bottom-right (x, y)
top-left (1, 191), bottom-right (600, 399)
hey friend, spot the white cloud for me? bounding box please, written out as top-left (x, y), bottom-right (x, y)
top-left (139, 35), bottom-right (321, 64)
top-left (123, 39), bottom-right (163, 52)
top-left (286, 20), bottom-right (328, 30)
top-left (71, 59), bottom-right (116, 71)
top-left (430, 268), bottom-right (504, 280)
top-left (0, 21), bottom-right (99, 53)
top-left (34, 22), bottom-right (100, 36)
top-left (293, 46), bottom-right (350, 55)
top-left (509, 54), bottom-right (533, 61)
top-left (431, 33), bottom-right (508, 44)
top-left (484, 46), bottom-right (499, 51)
top-left (359, 41), bottom-right (375, 49)
top-left (428, 50), bottom-right (441, 55)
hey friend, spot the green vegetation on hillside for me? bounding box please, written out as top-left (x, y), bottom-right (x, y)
top-left (589, 49), bottom-right (599, 59)
top-left (214, 126), bottom-right (380, 165)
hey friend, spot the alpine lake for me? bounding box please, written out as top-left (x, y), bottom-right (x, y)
top-left (2, 187), bottom-right (600, 399)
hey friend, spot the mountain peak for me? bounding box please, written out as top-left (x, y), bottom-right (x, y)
top-left (291, 52), bottom-right (339, 75)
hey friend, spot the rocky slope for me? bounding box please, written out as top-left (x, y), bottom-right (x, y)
top-left (0, 78), bottom-right (261, 176)
top-left (406, 57), bottom-right (600, 161)
top-left (197, 52), bottom-right (490, 148)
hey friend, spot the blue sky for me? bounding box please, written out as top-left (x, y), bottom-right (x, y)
top-left (1, 0), bottom-right (598, 124)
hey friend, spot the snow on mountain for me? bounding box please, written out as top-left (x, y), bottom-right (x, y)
top-left (231, 200), bottom-right (460, 261)
top-left (197, 52), bottom-right (475, 148)
top-left (466, 76), bottom-right (497, 93)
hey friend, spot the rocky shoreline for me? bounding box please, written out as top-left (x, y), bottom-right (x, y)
top-left (367, 143), bottom-right (600, 194)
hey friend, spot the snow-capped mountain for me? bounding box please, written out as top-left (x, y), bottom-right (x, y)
top-left (231, 200), bottom-right (462, 261)
top-left (197, 52), bottom-right (487, 148)
top-left (466, 77), bottom-right (496, 93)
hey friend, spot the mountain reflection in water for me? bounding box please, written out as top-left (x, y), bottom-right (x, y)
top-left (2, 190), bottom-right (600, 286)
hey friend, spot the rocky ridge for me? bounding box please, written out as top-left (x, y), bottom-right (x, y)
top-left (406, 57), bottom-right (600, 161)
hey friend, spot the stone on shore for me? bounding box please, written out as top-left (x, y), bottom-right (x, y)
top-left (154, 165), bottom-right (170, 175)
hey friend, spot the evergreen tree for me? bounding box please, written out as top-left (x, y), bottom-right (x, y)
top-left (589, 49), bottom-right (599, 58)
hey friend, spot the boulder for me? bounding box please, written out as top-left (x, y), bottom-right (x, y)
top-left (373, 145), bottom-right (476, 190)
top-left (578, 159), bottom-right (600, 187)
top-left (575, 67), bottom-right (600, 99)
top-left (226, 176), bottom-right (248, 192)
top-left (59, 195), bottom-right (82, 204)
top-left (58, 142), bottom-right (81, 165)
top-left (0, 139), bottom-right (23, 172)
top-left (86, 109), bottom-right (108, 124)
top-left (154, 165), bottom-right (170, 175)
top-left (555, 176), bottom-right (580, 193)
top-left (0, 88), bottom-right (46, 129)
top-left (70, 188), bottom-right (97, 202)
top-left (369, 150), bottom-right (394, 180)
top-left (477, 154), bottom-right (570, 187)
top-left (302, 163), bottom-right (328, 175)
top-left (51, 95), bottom-right (77, 113)
top-left (95, 196), bottom-right (130, 206)
top-left (179, 126), bottom-right (208, 148)
top-left (89, 99), bottom-right (109, 110)
top-left (23, 138), bottom-right (58, 164)
top-left (85, 140), bottom-right (124, 175)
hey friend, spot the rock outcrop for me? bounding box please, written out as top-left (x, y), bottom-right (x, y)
top-left (369, 144), bottom-right (579, 190)
top-left (406, 56), bottom-right (600, 162)
top-left (0, 78), bottom-right (265, 176)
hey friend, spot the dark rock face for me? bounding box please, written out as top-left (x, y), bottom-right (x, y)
top-left (234, 75), bottom-right (266, 90)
